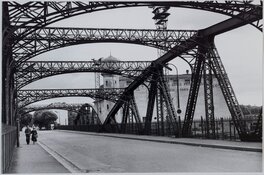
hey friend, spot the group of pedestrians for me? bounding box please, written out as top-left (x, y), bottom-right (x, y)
top-left (24, 126), bottom-right (38, 145)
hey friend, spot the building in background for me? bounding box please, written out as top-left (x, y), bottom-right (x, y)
top-left (94, 55), bottom-right (121, 123)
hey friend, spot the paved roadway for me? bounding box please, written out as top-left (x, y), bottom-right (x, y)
top-left (37, 130), bottom-right (262, 173)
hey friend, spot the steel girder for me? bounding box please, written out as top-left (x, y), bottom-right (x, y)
top-left (156, 83), bottom-right (165, 136)
top-left (158, 72), bottom-right (178, 136)
top-left (5, 1), bottom-right (262, 39)
top-left (182, 46), bottom-right (206, 137)
top-left (17, 88), bottom-right (124, 108)
top-left (208, 42), bottom-right (249, 140)
top-left (143, 74), bottom-right (158, 135)
top-left (203, 60), bottom-right (216, 138)
top-left (130, 94), bottom-right (142, 132)
top-left (15, 60), bottom-right (152, 89)
top-left (13, 27), bottom-right (197, 63)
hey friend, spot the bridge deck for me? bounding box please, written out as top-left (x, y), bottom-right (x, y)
top-left (8, 130), bottom-right (261, 173)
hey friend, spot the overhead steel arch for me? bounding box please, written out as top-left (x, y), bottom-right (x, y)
top-left (6, 1), bottom-right (262, 40)
top-left (13, 27), bottom-right (197, 64)
top-left (16, 60), bottom-right (152, 89)
top-left (17, 88), bottom-right (125, 108)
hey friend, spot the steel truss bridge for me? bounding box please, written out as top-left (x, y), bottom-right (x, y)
top-left (2, 1), bottom-right (262, 144)
top-left (21, 103), bottom-right (101, 125)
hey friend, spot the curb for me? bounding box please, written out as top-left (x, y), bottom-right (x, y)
top-left (57, 130), bottom-right (262, 153)
top-left (38, 141), bottom-right (84, 173)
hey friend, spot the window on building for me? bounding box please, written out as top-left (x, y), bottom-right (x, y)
top-left (106, 80), bottom-right (108, 86)
top-left (184, 79), bottom-right (190, 85)
top-left (107, 104), bottom-right (109, 110)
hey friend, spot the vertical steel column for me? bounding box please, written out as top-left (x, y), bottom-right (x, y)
top-left (144, 74), bottom-right (158, 135)
top-left (203, 59), bottom-right (215, 138)
top-left (159, 72), bottom-right (178, 136)
top-left (2, 2), bottom-right (12, 125)
top-left (182, 43), bottom-right (207, 137)
top-left (130, 94), bottom-right (143, 134)
top-left (209, 42), bottom-right (248, 140)
top-left (156, 84), bottom-right (164, 135)
top-left (121, 102), bottom-right (129, 133)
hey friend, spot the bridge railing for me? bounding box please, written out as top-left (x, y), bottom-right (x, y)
top-left (57, 118), bottom-right (259, 141)
top-left (2, 124), bottom-right (17, 173)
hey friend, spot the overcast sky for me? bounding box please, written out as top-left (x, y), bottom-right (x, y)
top-left (25, 2), bottom-right (262, 107)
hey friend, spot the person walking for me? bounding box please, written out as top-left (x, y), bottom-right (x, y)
top-left (24, 126), bottom-right (31, 145)
top-left (31, 127), bottom-right (38, 144)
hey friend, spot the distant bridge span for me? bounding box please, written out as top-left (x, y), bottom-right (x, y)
top-left (21, 103), bottom-right (91, 115)
top-left (16, 60), bottom-right (152, 89)
top-left (17, 88), bottom-right (125, 108)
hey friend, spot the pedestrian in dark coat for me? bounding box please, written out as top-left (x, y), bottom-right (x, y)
top-left (31, 127), bottom-right (38, 144)
top-left (24, 126), bottom-right (31, 145)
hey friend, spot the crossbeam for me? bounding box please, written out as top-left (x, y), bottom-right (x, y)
top-left (15, 60), bottom-right (152, 89)
top-left (17, 88), bottom-right (124, 108)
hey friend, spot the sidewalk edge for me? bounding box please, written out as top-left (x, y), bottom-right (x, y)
top-left (38, 141), bottom-right (83, 173)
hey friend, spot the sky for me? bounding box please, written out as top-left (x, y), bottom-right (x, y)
top-left (24, 2), bottom-right (262, 107)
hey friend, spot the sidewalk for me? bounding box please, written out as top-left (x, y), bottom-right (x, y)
top-left (59, 130), bottom-right (262, 152)
top-left (7, 132), bottom-right (70, 174)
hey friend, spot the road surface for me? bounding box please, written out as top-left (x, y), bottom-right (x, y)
top-left (37, 130), bottom-right (262, 173)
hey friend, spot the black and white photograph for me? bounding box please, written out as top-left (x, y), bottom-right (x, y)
top-left (1, 0), bottom-right (263, 174)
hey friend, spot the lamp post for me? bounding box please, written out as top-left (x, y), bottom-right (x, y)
top-left (166, 63), bottom-right (182, 137)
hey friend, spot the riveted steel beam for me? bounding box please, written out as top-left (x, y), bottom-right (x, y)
top-left (203, 60), bottom-right (215, 138)
top-left (182, 44), bottom-right (206, 137)
top-left (144, 74), bottom-right (158, 135)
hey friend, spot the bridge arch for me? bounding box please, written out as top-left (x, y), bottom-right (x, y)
top-left (8, 1), bottom-right (261, 40)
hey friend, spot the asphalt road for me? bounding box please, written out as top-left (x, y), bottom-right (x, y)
top-left (38, 130), bottom-right (262, 173)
